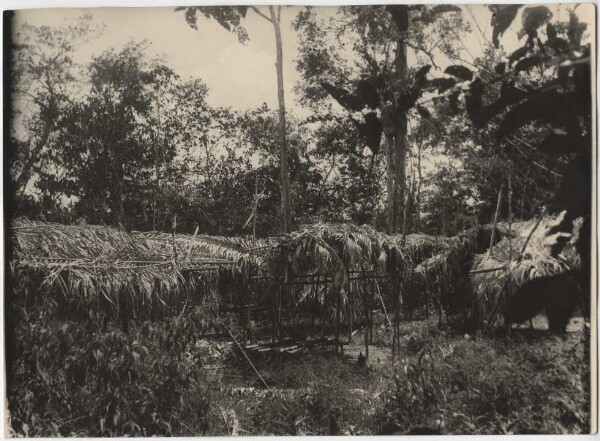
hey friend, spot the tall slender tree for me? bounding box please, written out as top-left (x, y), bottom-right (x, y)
top-left (178, 6), bottom-right (292, 232)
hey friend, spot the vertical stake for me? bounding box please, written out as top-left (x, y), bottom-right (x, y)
top-left (335, 286), bottom-right (341, 354)
top-left (506, 174), bottom-right (513, 335)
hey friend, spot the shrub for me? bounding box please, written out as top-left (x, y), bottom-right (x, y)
top-left (376, 334), bottom-right (590, 434)
top-left (8, 301), bottom-right (222, 436)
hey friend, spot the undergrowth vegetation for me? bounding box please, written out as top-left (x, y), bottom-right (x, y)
top-left (8, 298), bottom-right (589, 436)
top-left (379, 331), bottom-right (589, 434)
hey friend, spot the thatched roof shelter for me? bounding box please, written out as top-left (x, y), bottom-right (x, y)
top-left (10, 219), bottom-right (249, 301)
top-left (11, 218), bottom-right (491, 317)
top-left (414, 224), bottom-right (506, 288)
top-left (273, 222), bottom-right (396, 274)
top-left (272, 222), bottom-right (457, 272)
top-left (471, 214), bottom-right (582, 325)
top-left (402, 233), bottom-right (455, 264)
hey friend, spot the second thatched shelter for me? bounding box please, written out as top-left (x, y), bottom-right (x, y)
top-left (471, 214), bottom-right (582, 328)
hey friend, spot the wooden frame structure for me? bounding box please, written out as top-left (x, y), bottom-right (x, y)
top-left (245, 270), bottom-right (390, 358)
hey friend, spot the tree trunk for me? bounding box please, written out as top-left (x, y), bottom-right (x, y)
top-left (269, 6), bottom-right (292, 233)
top-left (394, 24), bottom-right (408, 234)
top-left (387, 6), bottom-right (409, 235)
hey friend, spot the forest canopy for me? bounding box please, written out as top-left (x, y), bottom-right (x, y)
top-left (7, 5), bottom-right (592, 243)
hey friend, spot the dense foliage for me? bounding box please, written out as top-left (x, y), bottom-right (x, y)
top-left (8, 297), bottom-right (590, 435)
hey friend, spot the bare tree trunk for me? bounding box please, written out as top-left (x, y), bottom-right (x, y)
top-left (387, 6), bottom-right (409, 235)
top-left (269, 6), bottom-right (292, 233)
top-left (394, 31), bottom-right (408, 234)
top-left (394, 129), bottom-right (407, 235)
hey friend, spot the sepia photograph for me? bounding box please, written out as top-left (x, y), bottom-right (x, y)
top-left (2, 2), bottom-right (596, 436)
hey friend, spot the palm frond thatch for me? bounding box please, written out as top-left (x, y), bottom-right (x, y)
top-left (280, 222), bottom-right (412, 275)
top-left (11, 219), bottom-right (243, 300)
top-left (471, 215), bottom-right (581, 325)
top-left (138, 230), bottom-right (274, 269)
top-left (414, 224), bottom-right (506, 287)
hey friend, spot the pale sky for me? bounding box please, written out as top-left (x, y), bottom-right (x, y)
top-left (12, 5), bottom-right (594, 117)
top-left (14, 6), bottom-right (308, 112)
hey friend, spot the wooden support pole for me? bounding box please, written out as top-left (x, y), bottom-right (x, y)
top-left (391, 276), bottom-right (396, 366)
top-left (369, 284), bottom-right (374, 345)
top-left (363, 284), bottom-right (370, 359)
top-left (394, 275), bottom-right (400, 357)
top-left (321, 281), bottom-right (327, 339)
top-left (489, 183), bottom-right (504, 252)
top-left (397, 282), bottom-right (401, 353)
top-left (277, 285), bottom-right (282, 340)
top-left (348, 269), bottom-right (352, 343)
top-left (313, 275), bottom-right (319, 329)
top-left (246, 287), bottom-right (252, 342)
top-left (506, 174), bottom-right (513, 335)
top-left (335, 287), bottom-right (341, 354)
top-left (348, 297), bottom-right (353, 343)
top-left (425, 277), bottom-right (430, 320)
top-left (437, 290), bottom-right (443, 328)
top-left (271, 286), bottom-right (277, 342)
